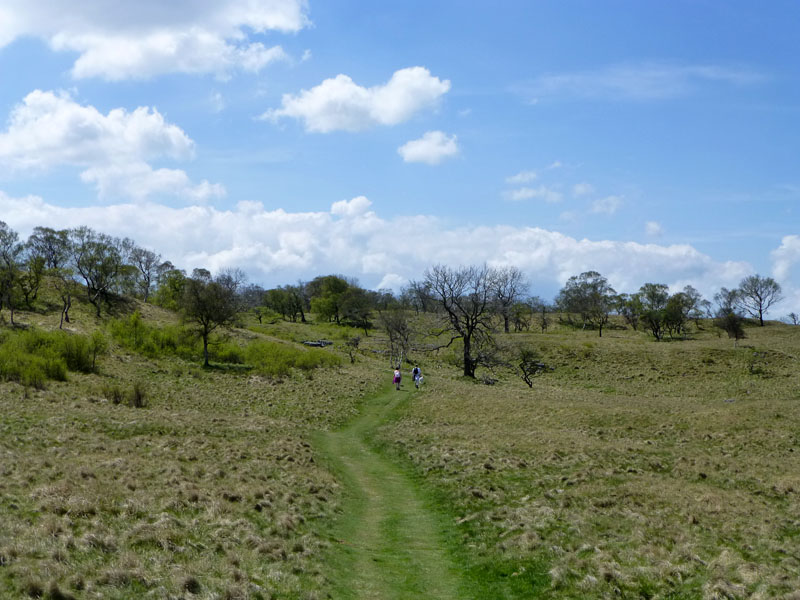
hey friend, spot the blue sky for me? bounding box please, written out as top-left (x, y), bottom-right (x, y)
top-left (1, 1), bottom-right (799, 315)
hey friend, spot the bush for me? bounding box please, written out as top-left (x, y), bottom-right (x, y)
top-left (129, 381), bottom-right (148, 408)
top-left (0, 329), bottom-right (93, 387)
top-left (108, 312), bottom-right (200, 360)
top-left (245, 340), bottom-right (341, 378)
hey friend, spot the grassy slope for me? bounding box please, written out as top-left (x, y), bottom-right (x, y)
top-left (2, 290), bottom-right (799, 599)
top-left (0, 293), bottom-right (384, 599)
top-left (373, 322), bottom-right (800, 599)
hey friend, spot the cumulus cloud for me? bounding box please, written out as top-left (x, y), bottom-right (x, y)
top-left (591, 195), bottom-right (623, 215)
top-left (572, 182), bottom-right (594, 197)
top-left (263, 67), bottom-right (451, 132)
top-left (0, 90), bottom-right (223, 201)
top-left (0, 190), bottom-right (761, 304)
top-left (506, 186), bottom-right (562, 203)
top-left (522, 62), bottom-right (765, 102)
top-left (772, 235), bottom-right (800, 281)
top-left (398, 131), bottom-right (458, 165)
top-left (0, 0), bottom-right (306, 79)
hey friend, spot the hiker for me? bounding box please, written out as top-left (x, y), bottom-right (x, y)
top-left (411, 365), bottom-right (422, 389)
top-left (393, 367), bottom-right (402, 390)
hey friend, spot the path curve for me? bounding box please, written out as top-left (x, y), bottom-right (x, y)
top-left (316, 386), bottom-right (465, 600)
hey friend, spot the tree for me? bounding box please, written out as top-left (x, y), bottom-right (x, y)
top-left (68, 226), bottom-right (124, 317)
top-left (714, 312), bottom-right (746, 347)
top-left (424, 264), bottom-right (498, 378)
top-left (151, 264), bottom-right (186, 311)
top-left (308, 275), bottom-right (349, 324)
top-left (785, 312), bottom-right (799, 326)
top-left (492, 266), bottom-right (528, 333)
top-left (681, 285), bottom-right (711, 328)
top-left (515, 345), bottom-right (549, 388)
top-left (129, 245), bottom-right (162, 302)
top-left (713, 287), bottom-right (740, 317)
top-left (0, 221), bottom-right (23, 325)
top-left (557, 271), bottom-right (616, 337)
top-left (17, 252), bottom-right (45, 308)
top-left (378, 308), bottom-right (413, 366)
top-left (736, 274), bottom-right (782, 326)
top-left (616, 293), bottom-right (643, 331)
top-left (401, 280), bottom-right (435, 314)
top-left (27, 226), bottom-right (70, 270)
top-left (181, 268), bottom-right (243, 367)
top-left (663, 291), bottom-right (691, 339)
top-left (52, 266), bottom-right (78, 328)
top-left (340, 287), bottom-right (373, 335)
top-left (639, 283), bottom-right (669, 341)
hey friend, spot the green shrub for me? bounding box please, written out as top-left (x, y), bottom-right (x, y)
top-left (245, 340), bottom-right (341, 378)
top-left (108, 313), bottom-right (200, 359)
top-left (0, 328), bottom-right (93, 387)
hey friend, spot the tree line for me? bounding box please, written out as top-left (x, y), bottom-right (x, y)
top-left (0, 221), bottom-right (788, 375)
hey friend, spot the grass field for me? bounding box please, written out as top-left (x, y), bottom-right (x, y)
top-left (374, 323), bottom-right (800, 599)
top-left (1, 293), bottom-right (799, 599)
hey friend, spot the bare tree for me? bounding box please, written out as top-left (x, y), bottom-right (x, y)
top-left (736, 274), bottom-right (782, 326)
top-left (492, 266), bottom-right (528, 333)
top-left (378, 309), bottom-right (413, 366)
top-left (424, 264), bottom-right (498, 378)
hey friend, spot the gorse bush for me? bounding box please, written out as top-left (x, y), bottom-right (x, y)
top-left (245, 340), bottom-right (341, 378)
top-left (0, 328), bottom-right (100, 388)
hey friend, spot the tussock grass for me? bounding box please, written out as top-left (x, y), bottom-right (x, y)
top-left (0, 308), bottom-right (383, 598)
top-left (372, 320), bottom-right (800, 598)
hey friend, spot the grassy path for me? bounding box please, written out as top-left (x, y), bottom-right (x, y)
top-left (315, 386), bottom-right (466, 600)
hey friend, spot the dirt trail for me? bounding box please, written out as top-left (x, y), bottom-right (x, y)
top-left (316, 386), bottom-right (465, 600)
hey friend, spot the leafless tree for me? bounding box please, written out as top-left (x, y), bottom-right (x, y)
top-left (492, 266), bottom-right (528, 333)
top-left (424, 264), bottom-right (498, 378)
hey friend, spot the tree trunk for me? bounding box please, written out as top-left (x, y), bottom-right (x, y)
top-left (203, 334), bottom-right (210, 367)
top-left (503, 314), bottom-right (510, 334)
top-left (463, 335), bottom-right (475, 378)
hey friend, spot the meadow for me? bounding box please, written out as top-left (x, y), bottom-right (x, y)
top-left (1, 291), bottom-right (799, 599)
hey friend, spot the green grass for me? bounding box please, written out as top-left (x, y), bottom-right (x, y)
top-left (3, 290), bottom-right (800, 598)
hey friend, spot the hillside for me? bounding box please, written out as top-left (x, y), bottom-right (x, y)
top-left (1, 291), bottom-right (799, 599)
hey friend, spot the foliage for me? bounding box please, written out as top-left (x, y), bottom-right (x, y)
top-left (556, 271), bottom-right (616, 337)
top-left (0, 328), bottom-right (102, 387)
top-left (714, 311), bottom-right (747, 345)
top-left (736, 274), bottom-right (783, 326)
top-left (245, 340), bottom-right (341, 378)
top-left (181, 269), bottom-right (242, 366)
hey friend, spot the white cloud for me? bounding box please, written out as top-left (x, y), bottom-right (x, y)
top-left (2, 191), bottom-right (765, 306)
top-left (398, 131), bottom-right (458, 165)
top-left (263, 67), bottom-right (451, 132)
top-left (771, 235), bottom-right (800, 281)
top-left (591, 195), bottom-right (623, 215)
top-left (506, 170), bottom-right (537, 184)
top-left (645, 221), bottom-right (663, 237)
top-left (506, 186), bottom-right (562, 203)
top-left (572, 182), bottom-right (594, 197)
top-left (0, 0), bottom-right (307, 80)
top-left (0, 90), bottom-right (222, 201)
top-left (524, 62), bottom-right (765, 101)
